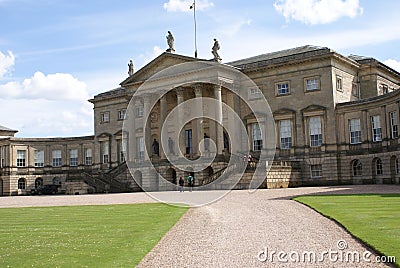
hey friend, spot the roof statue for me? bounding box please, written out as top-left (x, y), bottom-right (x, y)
top-left (128, 60), bottom-right (134, 76)
top-left (212, 38), bottom-right (221, 62)
top-left (166, 31), bottom-right (175, 53)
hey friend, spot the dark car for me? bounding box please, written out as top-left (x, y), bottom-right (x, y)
top-left (31, 184), bottom-right (59, 195)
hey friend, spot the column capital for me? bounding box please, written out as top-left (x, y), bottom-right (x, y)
top-left (193, 83), bottom-right (203, 97)
top-left (213, 84), bottom-right (222, 91)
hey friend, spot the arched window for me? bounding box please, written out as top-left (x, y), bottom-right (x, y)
top-left (35, 178), bottom-right (43, 188)
top-left (352, 160), bottom-right (362, 176)
top-left (53, 177), bottom-right (61, 185)
top-left (18, 178), bottom-right (26, 190)
top-left (375, 158), bottom-right (383, 175)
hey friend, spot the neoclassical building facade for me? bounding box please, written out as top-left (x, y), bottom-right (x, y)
top-left (1, 45), bottom-right (400, 195)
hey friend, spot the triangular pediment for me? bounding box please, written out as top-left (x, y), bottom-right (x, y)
top-left (301, 104), bottom-right (326, 113)
top-left (120, 52), bottom-right (198, 87)
top-left (273, 108), bottom-right (296, 116)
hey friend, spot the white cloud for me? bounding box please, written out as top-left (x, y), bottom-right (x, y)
top-left (0, 99), bottom-right (93, 137)
top-left (273, 0), bottom-right (363, 25)
top-left (0, 71), bottom-right (89, 101)
top-left (0, 50), bottom-right (15, 78)
top-left (383, 59), bottom-right (400, 73)
top-left (138, 46), bottom-right (165, 67)
top-left (163, 0), bottom-right (214, 12)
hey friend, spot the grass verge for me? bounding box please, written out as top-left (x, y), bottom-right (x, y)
top-left (0, 203), bottom-right (188, 267)
top-left (294, 194), bottom-right (399, 267)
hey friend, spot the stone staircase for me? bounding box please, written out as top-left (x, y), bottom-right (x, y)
top-left (201, 159), bottom-right (302, 190)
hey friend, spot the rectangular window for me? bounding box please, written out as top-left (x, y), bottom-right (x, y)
top-left (310, 164), bottom-right (322, 178)
top-left (119, 140), bottom-right (126, 162)
top-left (276, 82), bottom-right (290, 95)
top-left (118, 109), bottom-right (126, 120)
top-left (280, 120), bottom-right (292, 149)
top-left (34, 150), bottom-right (44, 167)
top-left (137, 137), bottom-right (144, 159)
top-left (252, 123), bottom-right (263, 151)
top-left (371, 115), bottom-right (382, 142)
top-left (102, 141), bottom-right (109, 163)
top-left (389, 111), bottom-right (398, 139)
top-left (16, 150), bottom-right (26, 167)
top-left (248, 87), bottom-right (262, 99)
top-left (69, 149), bottom-right (78, 167)
top-left (306, 78), bottom-right (320, 91)
top-left (185, 129), bottom-right (193, 154)
top-left (84, 148), bottom-right (92, 166)
top-left (52, 150), bottom-right (62, 167)
top-left (336, 76), bottom-right (343, 91)
top-left (309, 117), bottom-right (322, 147)
top-left (349, 119), bottom-right (362, 144)
top-left (101, 112), bottom-right (110, 123)
top-left (136, 106), bottom-right (143, 118)
top-left (1, 146), bottom-right (5, 168)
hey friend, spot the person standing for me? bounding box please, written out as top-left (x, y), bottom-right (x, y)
top-left (179, 177), bottom-right (184, 192)
top-left (187, 174), bottom-right (193, 192)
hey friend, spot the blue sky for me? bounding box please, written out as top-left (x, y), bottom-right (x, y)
top-left (1, 0), bottom-right (399, 137)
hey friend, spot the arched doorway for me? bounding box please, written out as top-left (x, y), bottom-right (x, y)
top-left (372, 157), bottom-right (383, 184)
top-left (35, 178), bottom-right (43, 189)
top-left (166, 168), bottom-right (177, 184)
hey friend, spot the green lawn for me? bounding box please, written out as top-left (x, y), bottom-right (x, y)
top-left (0, 203), bottom-right (188, 267)
top-left (294, 194), bottom-right (400, 267)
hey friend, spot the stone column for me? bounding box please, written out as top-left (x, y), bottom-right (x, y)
top-left (176, 87), bottom-right (185, 156)
top-left (214, 84), bottom-right (224, 154)
top-left (193, 84), bottom-right (204, 155)
top-left (143, 93), bottom-right (152, 160)
top-left (159, 94), bottom-right (167, 159)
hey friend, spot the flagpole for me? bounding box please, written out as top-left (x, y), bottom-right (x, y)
top-left (190, 0), bottom-right (197, 58)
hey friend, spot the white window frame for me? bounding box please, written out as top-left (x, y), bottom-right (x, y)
top-left (137, 137), bottom-right (144, 160)
top-left (118, 109), bottom-right (126, 120)
top-left (280, 120), bottom-right (292, 149)
top-left (305, 78), bottom-right (320, 91)
top-left (336, 75), bottom-right (343, 92)
top-left (34, 150), bottom-right (44, 167)
top-left (389, 111), bottom-right (398, 139)
top-left (102, 141), bottom-right (109, 164)
top-left (69, 149), bottom-right (78, 167)
top-left (309, 117), bottom-right (322, 147)
top-left (248, 87), bottom-right (262, 99)
top-left (84, 148), bottom-right (92, 166)
top-left (375, 158), bottom-right (383, 175)
top-left (52, 150), bottom-right (62, 167)
top-left (371, 115), bottom-right (382, 142)
top-left (18, 178), bottom-right (26, 190)
top-left (276, 82), bottom-right (290, 96)
top-left (101, 112), bottom-right (110, 123)
top-left (252, 123), bottom-right (263, 151)
top-left (310, 164), bottom-right (322, 178)
top-left (349, 119), bottom-right (361, 144)
top-left (16, 150), bottom-right (26, 167)
top-left (0, 146), bottom-right (4, 168)
top-left (136, 106), bottom-right (143, 118)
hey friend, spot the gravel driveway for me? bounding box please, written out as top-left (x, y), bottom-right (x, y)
top-left (1, 185), bottom-right (399, 267)
top-left (138, 185), bottom-right (399, 267)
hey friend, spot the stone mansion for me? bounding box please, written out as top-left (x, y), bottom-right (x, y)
top-left (1, 45), bottom-right (400, 196)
